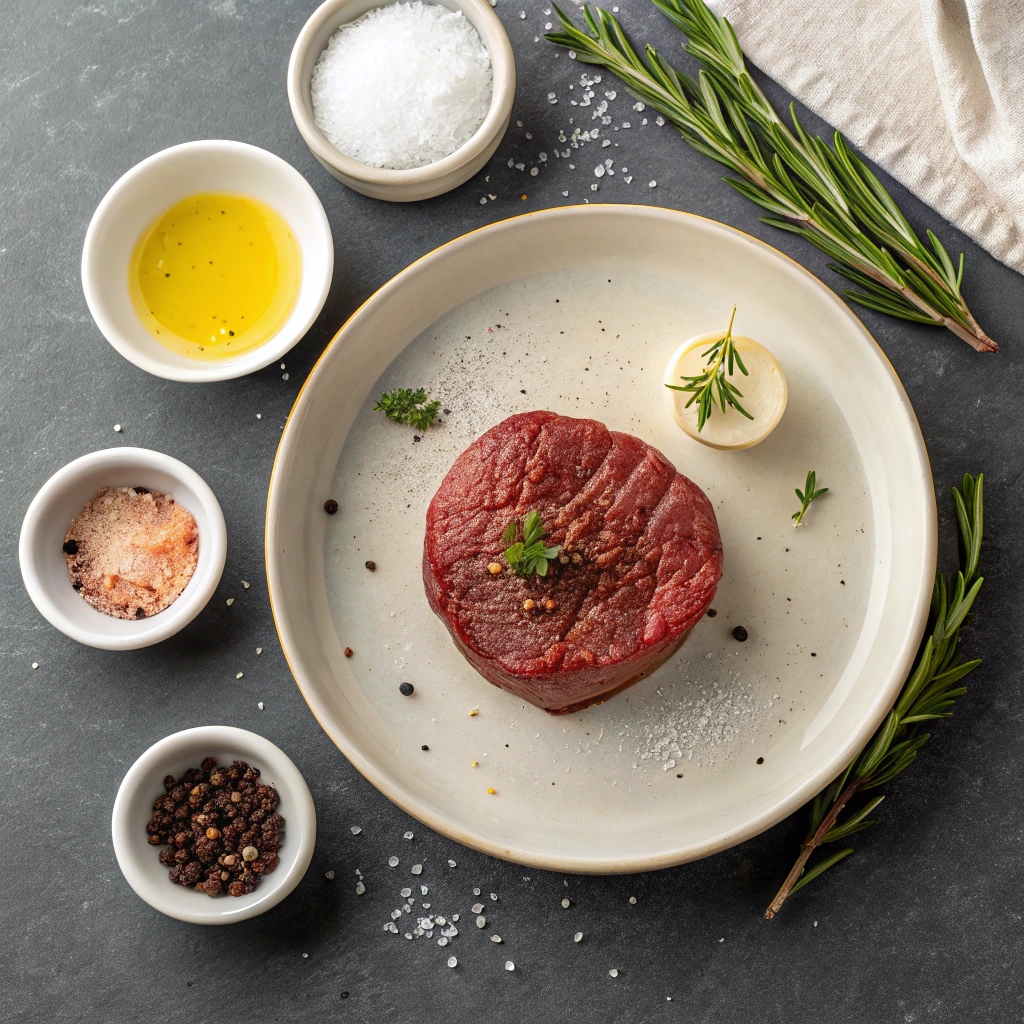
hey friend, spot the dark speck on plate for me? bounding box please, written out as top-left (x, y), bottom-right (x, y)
top-left (732, 625), bottom-right (748, 642)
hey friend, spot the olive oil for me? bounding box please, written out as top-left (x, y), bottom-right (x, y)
top-left (130, 193), bottom-right (300, 361)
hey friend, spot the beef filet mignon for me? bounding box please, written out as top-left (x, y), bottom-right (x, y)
top-left (423, 411), bottom-right (723, 714)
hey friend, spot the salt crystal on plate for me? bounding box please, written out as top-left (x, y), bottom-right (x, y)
top-left (311, 2), bottom-right (492, 170)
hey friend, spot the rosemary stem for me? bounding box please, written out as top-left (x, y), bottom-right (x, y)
top-left (764, 779), bottom-right (864, 919)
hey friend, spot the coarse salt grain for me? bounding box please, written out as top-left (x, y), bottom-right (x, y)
top-left (350, 825), bottom-right (362, 834)
top-left (505, 961), bottom-right (515, 971)
top-left (311, 2), bottom-right (493, 170)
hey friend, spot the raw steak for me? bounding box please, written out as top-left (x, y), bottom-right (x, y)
top-left (423, 411), bottom-right (723, 714)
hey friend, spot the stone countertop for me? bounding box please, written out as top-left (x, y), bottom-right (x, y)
top-left (1, 2), bottom-right (1021, 1022)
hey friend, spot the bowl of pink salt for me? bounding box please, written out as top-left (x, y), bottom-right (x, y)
top-left (19, 448), bottom-right (227, 650)
top-left (288, 0), bottom-right (515, 201)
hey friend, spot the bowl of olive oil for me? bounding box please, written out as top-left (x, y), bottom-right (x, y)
top-left (82, 140), bottom-right (333, 382)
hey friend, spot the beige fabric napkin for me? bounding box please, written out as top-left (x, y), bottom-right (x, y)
top-left (706, 0), bottom-right (1024, 274)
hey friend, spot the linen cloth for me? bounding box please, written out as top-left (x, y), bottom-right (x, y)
top-left (706, 0), bottom-right (1024, 274)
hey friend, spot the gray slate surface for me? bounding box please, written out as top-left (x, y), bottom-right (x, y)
top-left (2, 2), bottom-right (1021, 1022)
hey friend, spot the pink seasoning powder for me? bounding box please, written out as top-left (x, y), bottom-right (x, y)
top-left (64, 487), bottom-right (199, 620)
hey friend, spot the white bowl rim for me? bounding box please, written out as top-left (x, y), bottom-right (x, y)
top-left (287, 0), bottom-right (516, 185)
top-left (81, 139), bottom-right (334, 383)
top-left (111, 725), bottom-right (317, 924)
top-left (19, 447), bottom-right (227, 649)
top-left (265, 203), bottom-right (938, 874)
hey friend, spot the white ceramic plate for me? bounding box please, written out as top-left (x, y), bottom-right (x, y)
top-left (266, 206), bottom-right (936, 873)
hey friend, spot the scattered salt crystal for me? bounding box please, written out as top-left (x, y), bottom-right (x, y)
top-left (241, 580), bottom-right (249, 589)
top-left (656, 115), bottom-right (665, 125)
top-left (325, 870), bottom-right (334, 879)
top-left (256, 647), bottom-right (262, 654)
top-left (472, 903), bottom-right (484, 913)
top-left (404, 831), bottom-right (414, 840)
top-left (411, 863), bottom-right (423, 875)
top-left (226, 598), bottom-right (234, 607)
top-left (113, 423), bottom-right (122, 432)
top-left (491, 934), bottom-right (502, 943)
top-left (473, 887), bottom-right (481, 895)
top-left (448, 956), bottom-right (458, 967)
top-left (479, 197), bottom-right (487, 205)
top-left (530, 167), bottom-right (538, 176)
top-left (401, 887), bottom-right (412, 897)
top-left (282, 373), bottom-right (290, 381)
top-left (438, 937), bottom-right (448, 946)
top-left (421, 885), bottom-right (428, 894)
top-left (311, 2), bottom-right (493, 170)
top-left (31, 662), bottom-right (38, 670)
top-left (591, 184), bottom-right (598, 191)
top-left (629, 896), bottom-right (637, 904)
top-left (490, 893), bottom-right (498, 901)
top-left (594, 165), bottom-right (605, 177)
top-left (257, 701), bottom-right (264, 710)
top-left (609, 968), bottom-right (619, 978)
top-left (448, 859), bottom-right (457, 867)
top-left (388, 856), bottom-right (399, 867)
top-left (235, 672), bottom-right (243, 679)
top-left (562, 190), bottom-right (569, 197)
top-left (356, 881), bottom-right (365, 894)
top-left (505, 961), bottom-right (515, 971)
top-left (574, 932), bottom-right (583, 943)
top-left (302, 953), bottom-right (309, 959)
top-left (649, 180), bottom-right (657, 188)
top-left (350, 825), bottom-right (362, 834)
top-left (476, 915), bottom-right (487, 928)
top-left (561, 898), bottom-right (571, 908)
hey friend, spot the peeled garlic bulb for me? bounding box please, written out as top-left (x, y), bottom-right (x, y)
top-left (664, 331), bottom-right (787, 450)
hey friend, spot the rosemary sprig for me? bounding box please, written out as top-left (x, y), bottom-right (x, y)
top-left (765, 473), bottom-right (984, 918)
top-left (373, 387), bottom-right (442, 430)
top-left (546, 1), bottom-right (997, 353)
top-left (791, 470), bottom-right (827, 525)
top-left (665, 304), bottom-right (753, 431)
top-left (503, 511), bottom-right (562, 577)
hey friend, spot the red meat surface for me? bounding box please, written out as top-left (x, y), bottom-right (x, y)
top-left (423, 411), bottom-right (723, 714)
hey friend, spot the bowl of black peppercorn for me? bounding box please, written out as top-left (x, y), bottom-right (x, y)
top-left (112, 726), bottom-right (316, 924)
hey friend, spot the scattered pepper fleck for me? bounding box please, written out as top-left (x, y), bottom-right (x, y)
top-left (732, 626), bottom-right (748, 642)
top-left (324, 499), bottom-right (339, 515)
top-left (344, 647), bottom-right (353, 658)
top-left (399, 682), bottom-right (414, 696)
top-left (365, 560), bottom-right (376, 571)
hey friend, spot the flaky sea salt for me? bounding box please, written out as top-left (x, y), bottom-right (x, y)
top-left (311, 2), bottom-right (493, 170)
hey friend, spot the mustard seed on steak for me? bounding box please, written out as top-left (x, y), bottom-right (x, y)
top-left (422, 411), bottom-right (724, 714)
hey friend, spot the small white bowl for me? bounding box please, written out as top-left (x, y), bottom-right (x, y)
top-left (19, 448), bottom-right (227, 650)
top-left (288, 0), bottom-right (515, 201)
top-left (112, 726), bottom-right (316, 924)
top-left (82, 140), bottom-right (334, 382)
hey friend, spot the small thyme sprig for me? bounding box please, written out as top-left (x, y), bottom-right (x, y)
top-left (503, 511), bottom-right (562, 577)
top-left (792, 470), bottom-right (828, 525)
top-left (765, 473), bottom-right (985, 918)
top-left (546, 1), bottom-right (997, 352)
top-left (373, 388), bottom-right (442, 431)
top-left (666, 305), bottom-right (753, 432)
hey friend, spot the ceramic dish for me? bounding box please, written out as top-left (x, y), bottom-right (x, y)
top-left (111, 726), bottom-right (316, 924)
top-left (81, 140), bottom-right (334, 382)
top-left (19, 447), bottom-right (227, 650)
top-left (265, 205), bottom-right (936, 873)
top-left (287, 0), bottom-right (515, 201)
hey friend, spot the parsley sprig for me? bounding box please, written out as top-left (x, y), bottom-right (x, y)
top-left (665, 305), bottom-right (754, 431)
top-left (792, 470), bottom-right (828, 525)
top-left (502, 511), bottom-right (562, 577)
top-left (373, 388), bottom-right (441, 431)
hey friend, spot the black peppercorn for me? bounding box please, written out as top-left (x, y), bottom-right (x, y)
top-left (421, 745), bottom-right (429, 751)
top-left (365, 561), bottom-right (376, 572)
top-left (324, 499), bottom-right (339, 514)
top-left (706, 608), bottom-right (717, 618)
top-left (756, 757), bottom-right (764, 765)
top-left (62, 539), bottom-right (78, 555)
top-left (399, 682), bottom-right (414, 696)
top-left (732, 625), bottom-right (748, 642)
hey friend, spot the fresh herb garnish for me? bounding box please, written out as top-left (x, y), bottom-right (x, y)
top-left (666, 305), bottom-right (754, 432)
top-left (373, 388), bottom-right (441, 431)
top-left (766, 473), bottom-right (984, 918)
top-left (791, 470), bottom-right (828, 526)
top-left (502, 511), bottom-right (562, 577)
top-left (546, 1), bottom-right (997, 352)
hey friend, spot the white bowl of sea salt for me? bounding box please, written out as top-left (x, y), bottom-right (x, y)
top-left (288, 0), bottom-right (515, 201)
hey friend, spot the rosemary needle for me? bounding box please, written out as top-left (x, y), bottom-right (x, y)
top-left (791, 470), bottom-right (828, 526)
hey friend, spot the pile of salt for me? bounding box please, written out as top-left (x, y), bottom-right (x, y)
top-left (311, 2), bottom-right (493, 170)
